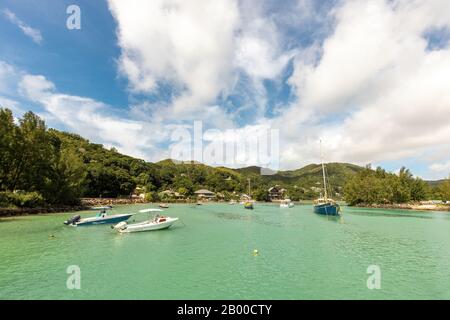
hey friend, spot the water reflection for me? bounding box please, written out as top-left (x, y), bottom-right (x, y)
top-left (314, 214), bottom-right (344, 224)
top-left (346, 209), bottom-right (437, 220)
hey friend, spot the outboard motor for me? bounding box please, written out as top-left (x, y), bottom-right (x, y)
top-left (64, 215), bottom-right (81, 225)
top-left (113, 221), bottom-right (127, 231)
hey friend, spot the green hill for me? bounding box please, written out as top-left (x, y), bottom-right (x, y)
top-left (46, 131), bottom-right (366, 201)
top-left (8, 108), bottom-right (445, 207)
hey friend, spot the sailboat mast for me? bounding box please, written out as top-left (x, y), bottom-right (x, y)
top-left (320, 140), bottom-right (328, 200)
top-left (248, 178), bottom-right (251, 198)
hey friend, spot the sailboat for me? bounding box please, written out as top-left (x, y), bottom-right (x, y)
top-left (243, 178), bottom-right (254, 209)
top-left (313, 141), bottom-right (340, 216)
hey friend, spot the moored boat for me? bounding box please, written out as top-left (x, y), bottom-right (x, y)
top-left (280, 199), bottom-right (294, 208)
top-left (64, 207), bottom-right (133, 226)
top-left (113, 209), bottom-right (178, 233)
top-left (243, 178), bottom-right (255, 209)
top-left (313, 198), bottom-right (340, 215)
top-left (159, 203), bottom-right (169, 208)
top-left (313, 141), bottom-right (340, 216)
top-left (244, 201), bottom-right (254, 209)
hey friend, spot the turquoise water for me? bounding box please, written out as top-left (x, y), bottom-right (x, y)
top-left (1, 203), bottom-right (450, 299)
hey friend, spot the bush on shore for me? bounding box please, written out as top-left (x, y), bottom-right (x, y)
top-left (0, 191), bottom-right (46, 208)
top-left (344, 166), bottom-right (431, 206)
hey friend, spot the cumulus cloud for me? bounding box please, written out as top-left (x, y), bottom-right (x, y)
top-left (108, 0), bottom-right (239, 117)
top-left (275, 0), bottom-right (450, 174)
top-left (2, 1), bottom-right (450, 179)
top-left (430, 161), bottom-right (450, 177)
top-left (107, 0), bottom-right (308, 121)
top-left (0, 61), bottom-right (21, 96)
top-left (18, 74), bottom-right (167, 160)
top-left (2, 9), bottom-right (43, 44)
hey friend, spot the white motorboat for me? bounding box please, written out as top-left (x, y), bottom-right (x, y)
top-left (113, 209), bottom-right (179, 233)
top-left (280, 199), bottom-right (294, 208)
top-left (64, 206), bottom-right (133, 226)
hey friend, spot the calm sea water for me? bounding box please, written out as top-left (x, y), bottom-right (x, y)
top-left (1, 203), bottom-right (450, 299)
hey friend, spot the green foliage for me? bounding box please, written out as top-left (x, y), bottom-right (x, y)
top-left (144, 192), bottom-right (159, 202)
top-left (0, 108), bottom-right (86, 207)
top-left (4, 108), bottom-right (443, 209)
top-left (433, 178), bottom-right (450, 201)
top-left (344, 166), bottom-right (430, 205)
top-left (253, 188), bottom-right (270, 201)
top-left (0, 191), bottom-right (45, 208)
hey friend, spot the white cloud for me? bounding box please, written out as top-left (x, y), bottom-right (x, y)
top-left (0, 96), bottom-right (24, 116)
top-left (430, 161), bottom-right (450, 177)
top-left (3, 1), bottom-right (450, 179)
top-left (0, 60), bottom-right (21, 96)
top-left (108, 0), bottom-right (239, 117)
top-left (2, 9), bottom-right (43, 44)
top-left (275, 0), bottom-right (450, 173)
top-left (18, 74), bottom-right (167, 160)
top-left (107, 0), bottom-right (305, 122)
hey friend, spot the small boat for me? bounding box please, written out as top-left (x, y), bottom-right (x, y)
top-left (196, 202), bottom-right (203, 205)
top-left (243, 178), bottom-right (254, 209)
top-left (280, 199), bottom-right (294, 208)
top-left (229, 200), bottom-right (237, 205)
top-left (113, 209), bottom-right (178, 233)
top-left (244, 201), bottom-right (254, 209)
top-left (314, 198), bottom-right (340, 215)
top-left (64, 207), bottom-right (133, 226)
top-left (159, 203), bottom-right (169, 208)
top-left (313, 141), bottom-right (340, 216)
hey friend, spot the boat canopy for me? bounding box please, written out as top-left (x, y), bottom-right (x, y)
top-left (90, 206), bottom-right (112, 210)
top-left (314, 198), bottom-right (336, 204)
top-left (139, 208), bottom-right (164, 213)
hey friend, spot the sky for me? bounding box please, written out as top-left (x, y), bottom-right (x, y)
top-left (1, 0), bottom-right (450, 179)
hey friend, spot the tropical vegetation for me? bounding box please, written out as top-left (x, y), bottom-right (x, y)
top-left (1, 108), bottom-right (449, 209)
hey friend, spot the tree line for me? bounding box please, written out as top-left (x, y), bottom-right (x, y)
top-left (343, 165), bottom-right (450, 205)
top-left (0, 109), bottom-right (86, 207)
top-left (0, 108), bottom-right (272, 207)
top-left (1, 108), bottom-right (449, 208)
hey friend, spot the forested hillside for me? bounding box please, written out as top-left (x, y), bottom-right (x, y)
top-left (1, 108), bottom-right (448, 208)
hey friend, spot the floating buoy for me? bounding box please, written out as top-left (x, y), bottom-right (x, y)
top-left (252, 249), bottom-right (259, 256)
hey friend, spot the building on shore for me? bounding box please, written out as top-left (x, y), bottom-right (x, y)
top-left (420, 200), bottom-right (444, 205)
top-left (194, 189), bottom-right (215, 200)
top-left (268, 186), bottom-right (286, 202)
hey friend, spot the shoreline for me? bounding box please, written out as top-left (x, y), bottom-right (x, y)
top-left (2, 199), bottom-right (449, 217)
top-left (354, 203), bottom-right (450, 212)
top-left (0, 198), bottom-right (149, 217)
top-left (0, 205), bottom-right (90, 217)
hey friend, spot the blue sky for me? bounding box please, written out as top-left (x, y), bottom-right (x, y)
top-left (1, 0), bottom-right (450, 179)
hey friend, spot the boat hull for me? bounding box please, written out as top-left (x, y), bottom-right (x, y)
top-left (75, 214), bottom-right (133, 226)
top-left (280, 203), bottom-right (294, 208)
top-left (118, 218), bottom-right (179, 233)
top-left (313, 203), bottom-right (340, 216)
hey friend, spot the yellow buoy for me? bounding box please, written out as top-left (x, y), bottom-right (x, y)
top-left (252, 249), bottom-right (259, 256)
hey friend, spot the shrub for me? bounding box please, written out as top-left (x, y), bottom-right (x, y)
top-left (0, 191), bottom-right (46, 208)
top-left (145, 192), bottom-right (160, 202)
